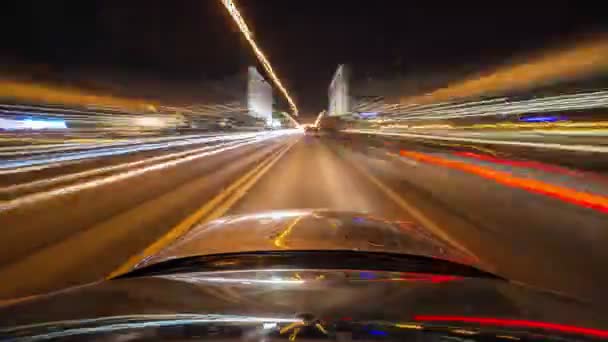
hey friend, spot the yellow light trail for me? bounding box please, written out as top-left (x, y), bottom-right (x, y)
top-left (221, 0), bottom-right (299, 116)
top-left (0, 79), bottom-right (155, 112)
top-left (401, 37), bottom-right (608, 105)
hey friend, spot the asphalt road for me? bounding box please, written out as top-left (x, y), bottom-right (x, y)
top-left (1, 131), bottom-right (607, 307)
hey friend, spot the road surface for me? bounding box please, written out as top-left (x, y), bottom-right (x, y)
top-left (0, 130), bottom-right (607, 308)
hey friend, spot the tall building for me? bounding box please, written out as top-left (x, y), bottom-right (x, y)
top-left (247, 67), bottom-right (273, 125)
top-left (328, 64), bottom-right (351, 116)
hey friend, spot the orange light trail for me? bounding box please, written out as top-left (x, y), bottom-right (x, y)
top-left (401, 37), bottom-right (608, 105)
top-left (220, 0), bottom-right (299, 116)
top-left (399, 149), bottom-right (608, 214)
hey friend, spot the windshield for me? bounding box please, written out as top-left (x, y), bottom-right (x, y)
top-left (0, 0), bottom-right (607, 327)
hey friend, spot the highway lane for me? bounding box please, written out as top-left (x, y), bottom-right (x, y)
top-left (0, 131), bottom-right (299, 299)
top-left (231, 134), bottom-right (608, 304)
top-left (0, 131), bottom-right (286, 200)
top-left (337, 133), bottom-right (608, 303)
top-left (347, 128), bottom-right (608, 173)
top-left (230, 135), bottom-right (407, 217)
top-left (0, 131), bottom-right (607, 308)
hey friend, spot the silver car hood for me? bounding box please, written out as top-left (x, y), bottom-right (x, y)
top-left (136, 209), bottom-right (480, 270)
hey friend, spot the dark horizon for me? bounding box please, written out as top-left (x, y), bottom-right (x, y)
top-left (1, 1), bottom-right (605, 116)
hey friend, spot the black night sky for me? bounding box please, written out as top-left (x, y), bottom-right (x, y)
top-left (1, 1), bottom-right (605, 117)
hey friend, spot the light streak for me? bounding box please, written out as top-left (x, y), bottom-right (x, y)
top-left (220, 0), bottom-right (299, 116)
top-left (398, 148), bottom-right (608, 214)
top-left (0, 133), bottom-right (268, 170)
top-left (314, 110), bottom-right (325, 127)
top-left (519, 115), bottom-right (560, 123)
top-left (172, 276), bottom-right (304, 285)
top-left (0, 139), bottom-right (255, 196)
top-left (391, 90), bottom-right (608, 120)
top-left (395, 323), bottom-right (422, 329)
top-left (401, 38), bottom-right (608, 105)
top-left (12, 315), bottom-right (301, 340)
top-left (345, 129), bottom-right (608, 153)
top-left (414, 315), bottom-right (608, 338)
top-left (452, 151), bottom-right (603, 181)
top-left (0, 80), bottom-right (154, 112)
top-left (0, 130), bottom-right (298, 211)
top-left (0, 118), bottom-right (67, 130)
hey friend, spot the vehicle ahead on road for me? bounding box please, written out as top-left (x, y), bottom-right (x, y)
top-left (1, 210), bottom-right (607, 341)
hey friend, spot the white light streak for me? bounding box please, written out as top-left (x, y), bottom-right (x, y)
top-left (0, 139), bottom-right (255, 196)
top-left (384, 90), bottom-right (608, 121)
top-left (345, 129), bottom-right (608, 153)
top-left (0, 130), bottom-right (298, 211)
top-left (0, 133), bottom-right (262, 170)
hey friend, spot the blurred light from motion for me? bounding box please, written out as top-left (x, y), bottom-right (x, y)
top-left (399, 149), bottom-right (608, 214)
top-left (369, 329), bottom-right (388, 336)
top-left (355, 272), bottom-right (461, 283)
top-left (385, 90), bottom-right (608, 121)
top-left (263, 323), bottom-right (278, 329)
top-left (172, 276), bottom-right (304, 285)
top-left (359, 112), bottom-right (378, 118)
top-left (400, 38), bottom-right (608, 105)
top-left (134, 116), bottom-right (166, 128)
top-left (271, 119), bottom-right (282, 128)
top-left (29, 315), bottom-right (303, 339)
top-left (395, 323), bottom-right (422, 330)
top-left (519, 116), bottom-right (561, 123)
top-left (0, 118), bottom-right (67, 130)
top-left (0, 80), bottom-right (154, 112)
top-left (359, 271), bottom-right (375, 280)
top-left (0, 118), bottom-right (23, 130)
top-left (0, 132), bottom-right (297, 210)
top-left (230, 210), bottom-right (306, 223)
top-left (387, 274), bottom-right (462, 283)
top-left (413, 316), bottom-right (608, 338)
top-left (314, 110), bottom-right (326, 127)
top-left (452, 329), bottom-right (478, 335)
top-left (453, 152), bottom-right (590, 179)
top-left (22, 119), bottom-right (67, 130)
top-left (221, 0), bottom-right (299, 116)
top-left (410, 124), bottom-right (453, 129)
top-left (0, 133), bottom-right (266, 171)
top-left (349, 128), bottom-right (608, 153)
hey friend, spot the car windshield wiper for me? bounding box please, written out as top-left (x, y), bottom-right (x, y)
top-left (114, 250), bottom-right (504, 280)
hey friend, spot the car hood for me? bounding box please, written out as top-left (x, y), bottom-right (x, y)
top-left (3, 211), bottom-right (607, 339)
top-left (2, 269), bottom-right (608, 340)
top-left (135, 209), bottom-right (480, 271)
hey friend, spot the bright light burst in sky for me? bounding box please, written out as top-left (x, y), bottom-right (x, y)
top-left (220, 0), bottom-right (299, 116)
